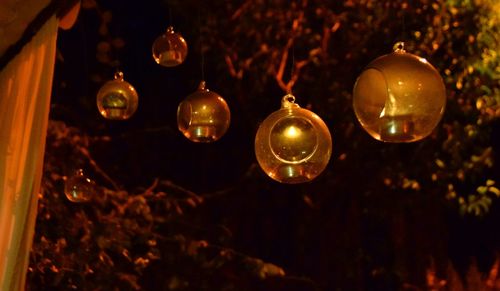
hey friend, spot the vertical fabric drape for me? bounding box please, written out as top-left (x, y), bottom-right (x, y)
top-left (0, 16), bottom-right (58, 291)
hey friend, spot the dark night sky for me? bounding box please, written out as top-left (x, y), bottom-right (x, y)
top-left (52, 0), bottom-right (257, 192)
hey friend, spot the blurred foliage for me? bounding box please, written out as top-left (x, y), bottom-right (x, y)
top-left (29, 0), bottom-right (500, 290)
top-left (425, 257), bottom-right (500, 290)
top-left (28, 121), bottom-right (293, 290)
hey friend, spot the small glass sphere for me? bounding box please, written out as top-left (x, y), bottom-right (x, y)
top-left (255, 94), bottom-right (332, 184)
top-left (64, 169), bottom-right (97, 203)
top-left (152, 26), bottom-right (188, 67)
top-left (97, 71), bottom-right (138, 120)
top-left (177, 81), bottom-right (231, 142)
top-left (353, 42), bottom-right (446, 142)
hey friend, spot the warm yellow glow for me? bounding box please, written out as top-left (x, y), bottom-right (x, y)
top-left (379, 107), bottom-right (386, 118)
top-left (177, 81), bottom-right (230, 143)
top-left (353, 48), bottom-right (446, 142)
top-left (255, 94), bottom-right (332, 184)
top-left (152, 26), bottom-right (188, 67)
top-left (96, 72), bottom-right (138, 120)
top-left (419, 57), bottom-right (429, 64)
top-left (284, 125), bottom-right (300, 138)
top-left (389, 123), bottom-right (397, 135)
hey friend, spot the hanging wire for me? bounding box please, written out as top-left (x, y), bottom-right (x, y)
top-left (288, 43), bottom-right (295, 94)
top-left (111, 59), bottom-right (121, 73)
top-left (198, 7), bottom-right (205, 81)
top-left (401, 0), bottom-right (413, 43)
top-left (394, 1), bottom-right (409, 52)
top-left (201, 38), bottom-right (205, 81)
top-left (286, 12), bottom-right (297, 95)
top-left (402, 2), bottom-right (407, 42)
top-left (168, 6), bottom-right (173, 27)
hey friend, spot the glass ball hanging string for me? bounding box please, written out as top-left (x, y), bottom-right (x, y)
top-left (176, 7), bottom-right (231, 143)
top-left (352, 2), bottom-right (446, 142)
top-left (352, 42), bottom-right (446, 143)
top-left (152, 7), bottom-right (188, 67)
top-left (255, 93), bottom-right (332, 184)
top-left (177, 81), bottom-right (231, 142)
top-left (254, 21), bottom-right (333, 184)
top-left (96, 71), bottom-right (139, 120)
top-left (152, 26), bottom-right (188, 67)
top-left (64, 169), bottom-right (97, 203)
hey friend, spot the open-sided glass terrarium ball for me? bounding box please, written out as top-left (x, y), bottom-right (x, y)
top-left (353, 42), bottom-right (446, 142)
top-left (152, 26), bottom-right (188, 67)
top-left (64, 169), bottom-right (97, 203)
top-left (177, 81), bottom-right (231, 142)
top-left (255, 94), bottom-right (332, 184)
top-left (97, 71), bottom-right (138, 120)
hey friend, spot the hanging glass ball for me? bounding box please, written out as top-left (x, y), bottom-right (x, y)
top-left (64, 169), bottom-right (97, 203)
top-left (353, 43), bottom-right (446, 142)
top-left (353, 42), bottom-right (446, 143)
top-left (96, 71), bottom-right (138, 120)
top-left (152, 26), bottom-right (188, 67)
top-left (255, 94), bottom-right (332, 184)
top-left (177, 81), bottom-right (231, 142)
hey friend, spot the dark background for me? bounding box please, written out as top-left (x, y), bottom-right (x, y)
top-left (33, 0), bottom-right (500, 289)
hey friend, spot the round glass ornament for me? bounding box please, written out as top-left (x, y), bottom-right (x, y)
top-left (64, 169), bottom-right (97, 203)
top-left (255, 94), bottom-right (332, 184)
top-left (152, 26), bottom-right (188, 67)
top-left (353, 42), bottom-right (446, 142)
top-left (177, 81), bottom-right (231, 142)
top-left (97, 71), bottom-right (138, 120)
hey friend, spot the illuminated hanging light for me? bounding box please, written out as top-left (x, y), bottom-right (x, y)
top-left (177, 81), bottom-right (231, 142)
top-left (353, 42), bottom-right (446, 142)
top-left (64, 169), bottom-right (97, 203)
top-left (152, 26), bottom-right (188, 67)
top-left (96, 71), bottom-right (139, 120)
top-left (255, 94), bottom-right (332, 184)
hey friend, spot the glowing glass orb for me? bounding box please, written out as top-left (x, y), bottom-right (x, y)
top-left (64, 169), bottom-right (96, 203)
top-left (177, 81), bottom-right (231, 142)
top-left (255, 94), bottom-right (332, 184)
top-left (152, 26), bottom-right (188, 67)
top-left (353, 42), bottom-right (446, 142)
top-left (97, 71), bottom-right (138, 120)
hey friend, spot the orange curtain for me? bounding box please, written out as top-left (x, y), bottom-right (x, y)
top-left (0, 16), bottom-right (58, 290)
